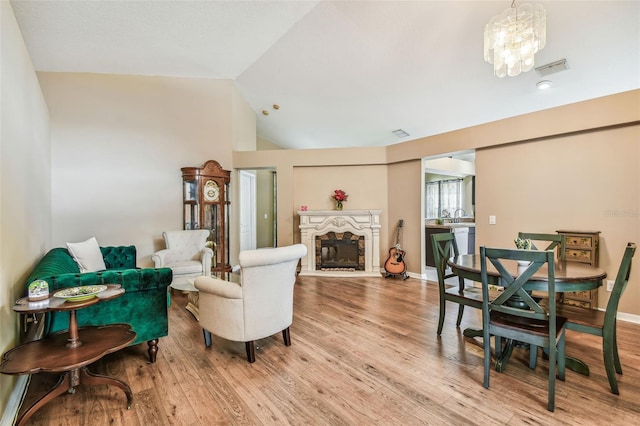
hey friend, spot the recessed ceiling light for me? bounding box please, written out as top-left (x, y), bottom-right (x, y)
top-left (536, 80), bottom-right (552, 90)
top-left (392, 129), bottom-right (410, 138)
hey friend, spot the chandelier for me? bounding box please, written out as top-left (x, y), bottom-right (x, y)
top-left (484, 1), bottom-right (546, 77)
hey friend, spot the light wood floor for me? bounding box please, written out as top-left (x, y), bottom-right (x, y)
top-left (18, 275), bottom-right (640, 425)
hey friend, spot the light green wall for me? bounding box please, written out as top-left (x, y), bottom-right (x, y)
top-left (256, 169), bottom-right (276, 248)
top-left (254, 137), bottom-right (282, 248)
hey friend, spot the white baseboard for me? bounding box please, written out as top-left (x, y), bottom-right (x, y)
top-left (407, 271), bottom-right (423, 280)
top-left (616, 311), bottom-right (640, 325)
top-left (1, 375), bottom-right (29, 426)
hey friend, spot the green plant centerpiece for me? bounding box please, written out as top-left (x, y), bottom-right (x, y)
top-left (514, 237), bottom-right (532, 250)
top-left (514, 237), bottom-right (533, 266)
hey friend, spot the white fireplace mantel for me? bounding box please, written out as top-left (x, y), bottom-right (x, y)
top-left (298, 210), bottom-right (382, 277)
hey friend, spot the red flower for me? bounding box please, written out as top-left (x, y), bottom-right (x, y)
top-left (332, 189), bottom-right (348, 202)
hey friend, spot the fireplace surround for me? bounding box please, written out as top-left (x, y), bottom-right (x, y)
top-left (298, 210), bottom-right (382, 277)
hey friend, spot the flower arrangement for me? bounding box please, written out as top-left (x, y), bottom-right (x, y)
top-left (514, 237), bottom-right (532, 250)
top-left (331, 189), bottom-right (348, 210)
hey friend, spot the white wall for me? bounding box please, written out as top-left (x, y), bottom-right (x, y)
top-left (232, 84), bottom-right (257, 152)
top-left (37, 73), bottom-right (254, 266)
top-left (0, 0), bottom-right (51, 416)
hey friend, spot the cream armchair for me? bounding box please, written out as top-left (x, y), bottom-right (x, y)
top-left (152, 230), bottom-right (213, 287)
top-left (194, 244), bottom-right (307, 363)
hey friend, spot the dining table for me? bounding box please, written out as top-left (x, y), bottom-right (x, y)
top-left (447, 253), bottom-right (607, 375)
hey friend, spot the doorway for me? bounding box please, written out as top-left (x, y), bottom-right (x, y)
top-left (238, 168), bottom-right (277, 251)
top-left (421, 150), bottom-right (476, 280)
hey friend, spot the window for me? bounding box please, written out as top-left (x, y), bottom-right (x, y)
top-left (426, 178), bottom-right (463, 219)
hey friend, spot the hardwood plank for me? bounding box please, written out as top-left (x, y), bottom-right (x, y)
top-left (17, 275), bottom-right (640, 425)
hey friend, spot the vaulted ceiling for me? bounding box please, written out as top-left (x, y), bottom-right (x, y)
top-left (11, 1), bottom-right (640, 150)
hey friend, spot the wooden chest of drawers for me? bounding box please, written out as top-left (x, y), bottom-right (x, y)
top-left (556, 230), bottom-right (600, 308)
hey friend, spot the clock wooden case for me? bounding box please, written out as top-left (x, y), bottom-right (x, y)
top-left (181, 160), bottom-right (231, 274)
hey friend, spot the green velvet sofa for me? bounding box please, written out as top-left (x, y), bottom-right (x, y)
top-left (25, 245), bottom-right (172, 363)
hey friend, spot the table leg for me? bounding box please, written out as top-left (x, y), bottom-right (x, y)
top-left (463, 327), bottom-right (483, 338)
top-left (185, 291), bottom-right (200, 321)
top-left (15, 366), bottom-right (133, 425)
top-left (81, 367), bottom-right (133, 408)
top-left (494, 342), bottom-right (590, 376)
top-left (171, 287), bottom-right (200, 321)
top-left (16, 373), bottom-right (70, 426)
top-left (495, 339), bottom-right (516, 373)
top-left (541, 348), bottom-right (591, 376)
top-left (462, 328), bottom-right (515, 372)
top-left (565, 356), bottom-right (590, 375)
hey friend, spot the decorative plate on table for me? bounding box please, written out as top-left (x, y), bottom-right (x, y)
top-left (53, 285), bottom-right (107, 302)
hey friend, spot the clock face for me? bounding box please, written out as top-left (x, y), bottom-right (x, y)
top-left (204, 180), bottom-right (220, 202)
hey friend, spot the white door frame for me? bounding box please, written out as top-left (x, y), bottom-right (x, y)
top-left (239, 170), bottom-right (257, 251)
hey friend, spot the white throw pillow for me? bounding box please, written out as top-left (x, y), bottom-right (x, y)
top-left (66, 237), bottom-right (106, 272)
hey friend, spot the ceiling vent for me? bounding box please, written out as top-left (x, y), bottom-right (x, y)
top-left (392, 129), bottom-right (409, 138)
top-left (535, 59), bottom-right (569, 77)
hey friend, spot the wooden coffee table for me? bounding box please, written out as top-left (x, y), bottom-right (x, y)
top-left (0, 284), bottom-right (136, 426)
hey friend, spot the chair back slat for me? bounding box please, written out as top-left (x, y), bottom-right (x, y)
top-left (518, 232), bottom-right (566, 260)
top-left (481, 248), bottom-right (555, 322)
top-left (431, 233), bottom-right (459, 280)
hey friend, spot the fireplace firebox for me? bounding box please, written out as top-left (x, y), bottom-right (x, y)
top-left (316, 232), bottom-right (364, 270)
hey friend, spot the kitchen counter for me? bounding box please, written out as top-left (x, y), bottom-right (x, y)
top-left (426, 223), bottom-right (475, 229)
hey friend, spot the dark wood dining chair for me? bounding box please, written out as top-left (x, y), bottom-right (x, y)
top-left (480, 247), bottom-right (566, 412)
top-left (555, 242), bottom-right (636, 394)
top-left (517, 232), bottom-right (566, 260)
top-left (431, 233), bottom-right (482, 335)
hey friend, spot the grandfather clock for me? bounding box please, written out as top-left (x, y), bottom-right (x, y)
top-left (181, 160), bottom-right (231, 274)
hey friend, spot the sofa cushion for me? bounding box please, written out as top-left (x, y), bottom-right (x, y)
top-left (101, 245), bottom-right (136, 269)
top-left (66, 237), bottom-right (106, 272)
top-left (168, 260), bottom-right (205, 275)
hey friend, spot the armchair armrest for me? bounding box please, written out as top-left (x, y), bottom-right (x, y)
top-left (152, 247), bottom-right (213, 268)
top-left (200, 247), bottom-right (214, 259)
top-left (195, 276), bottom-right (242, 299)
top-left (200, 247), bottom-right (214, 272)
top-left (151, 249), bottom-right (172, 267)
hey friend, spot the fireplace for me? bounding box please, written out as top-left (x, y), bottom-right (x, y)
top-left (298, 210), bottom-right (382, 277)
top-left (317, 232), bottom-right (364, 271)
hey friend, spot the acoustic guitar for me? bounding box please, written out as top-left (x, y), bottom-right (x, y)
top-left (384, 220), bottom-right (408, 279)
